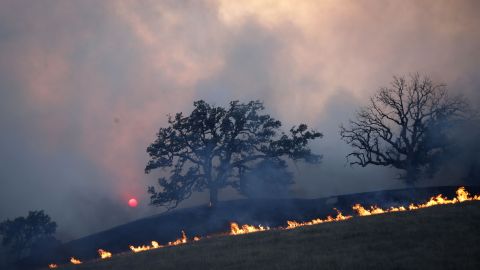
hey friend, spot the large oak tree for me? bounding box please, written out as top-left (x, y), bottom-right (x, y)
top-left (145, 100), bottom-right (322, 208)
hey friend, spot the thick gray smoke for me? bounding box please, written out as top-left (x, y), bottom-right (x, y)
top-left (0, 0), bottom-right (479, 241)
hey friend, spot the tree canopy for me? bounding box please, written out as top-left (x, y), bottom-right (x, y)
top-left (145, 100), bottom-right (322, 208)
top-left (340, 74), bottom-right (468, 185)
top-left (0, 210), bottom-right (57, 261)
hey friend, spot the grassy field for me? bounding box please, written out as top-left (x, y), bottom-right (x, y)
top-left (54, 202), bottom-right (480, 270)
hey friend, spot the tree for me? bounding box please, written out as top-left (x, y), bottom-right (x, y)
top-left (145, 100), bottom-right (322, 208)
top-left (340, 74), bottom-right (467, 185)
top-left (0, 210), bottom-right (57, 262)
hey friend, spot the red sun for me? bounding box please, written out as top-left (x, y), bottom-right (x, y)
top-left (128, 198), bottom-right (138, 208)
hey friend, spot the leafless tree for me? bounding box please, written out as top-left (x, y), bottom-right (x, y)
top-left (340, 74), bottom-right (467, 185)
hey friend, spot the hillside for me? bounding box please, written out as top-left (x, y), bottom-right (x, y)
top-left (26, 185), bottom-right (476, 266)
top-left (52, 201), bottom-right (480, 270)
top-left (22, 186), bottom-right (479, 268)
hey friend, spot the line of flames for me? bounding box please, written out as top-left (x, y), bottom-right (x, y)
top-left (127, 230), bottom-right (201, 253)
top-left (48, 187), bottom-right (479, 268)
top-left (352, 186), bottom-right (480, 216)
top-left (230, 222), bottom-right (269, 235)
top-left (286, 209), bottom-right (353, 229)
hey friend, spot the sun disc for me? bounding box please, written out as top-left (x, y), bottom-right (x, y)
top-left (128, 198), bottom-right (138, 207)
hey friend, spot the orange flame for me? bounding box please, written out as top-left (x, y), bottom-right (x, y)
top-left (168, 230), bottom-right (188, 246)
top-left (152, 241), bottom-right (162, 249)
top-left (130, 231), bottom-right (190, 253)
top-left (352, 204), bottom-right (387, 216)
top-left (454, 186), bottom-right (479, 201)
top-left (353, 187), bottom-right (480, 216)
top-left (48, 264), bottom-right (58, 269)
top-left (286, 210), bottom-right (352, 229)
top-left (55, 187), bottom-right (479, 265)
top-left (98, 249), bottom-right (112, 259)
top-left (129, 241), bottom-right (163, 253)
top-left (229, 222), bottom-right (269, 235)
top-left (70, 257), bottom-right (82, 264)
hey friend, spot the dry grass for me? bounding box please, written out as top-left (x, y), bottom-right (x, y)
top-left (56, 202), bottom-right (480, 270)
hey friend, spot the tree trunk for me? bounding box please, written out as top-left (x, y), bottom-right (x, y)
top-left (209, 186), bottom-right (218, 207)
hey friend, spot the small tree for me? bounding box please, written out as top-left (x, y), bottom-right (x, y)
top-left (0, 210), bottom-right (57, 262)
top-left (340, 74), bottom-right (467, 185)
top-left (146, 100), bottom-right (322, 208)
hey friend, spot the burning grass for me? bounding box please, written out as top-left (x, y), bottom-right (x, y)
top-left (48, 187), bottom-right (480, 269)
top-left (352, 187), bottom-right (480, 216)
top-left (97, 249), bottom-right (112, 259)
top-left (69, 257), bottom-right (81, 265)
top-left (229, 222), bottom-right (269, 235)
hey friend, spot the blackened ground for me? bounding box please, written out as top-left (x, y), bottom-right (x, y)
top-left (25, 185), bottom-right (480, 268)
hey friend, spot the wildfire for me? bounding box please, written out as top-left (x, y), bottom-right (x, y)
top-left (457, 186), bottom-right (480, 201)
top-left (70, 257), bottom-right (82, 264)
top-left (352, 204), bottom-right (387, 216)
top-left (152, 241), bottom-right (161, 248)
top-left (286, 210), bottom-right (352, 229)
top-left (48, 186), bottom-right (479, 269)
top-left (353, 186), bottom-right (480, 216)
top-left (168, 230), bottom-right (187, 246)
top-left (129, 241), bottom-right (163, 253)
top-left (230, 222), bottom-right (269, 235)
top-left (98, 249), bottom-right (112, 259)
top-left (129, 231), bottom-right (191, 253)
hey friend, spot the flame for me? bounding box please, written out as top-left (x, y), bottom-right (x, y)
top-left (229, 222), bottom-right (269, 235)
top-left (286, 210), bottom-right (353, 229)
top-left (48, 264), bottom-right (58, 269)
top-left (353, 187), bottom-right (480, 216)
top-left (151, 241), bottom-right (161, 248)
top-left (352, 204), bottom-right (387, 216)
top-left (129, 241), bottom-right (163, 253)
top-left (387, 206), bottom-right (407, 212)
top-left (98, 249), bottom-right (112, 259)
top-left (455, 186), bottom-right (480, 202)
top-left (53, 187), bottom-right (479, 266)
top-left (168, 230), bottom-right (188, 246)
top-left (70, 257), bottom-right (82, 264)
top-left (130, 231), bottom-right (190, 253)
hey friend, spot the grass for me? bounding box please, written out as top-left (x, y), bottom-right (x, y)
top-left (55, 202), bottom-right (480, 270)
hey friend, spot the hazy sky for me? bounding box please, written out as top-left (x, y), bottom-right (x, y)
top-left (1, 0), bottom-right (479, 240)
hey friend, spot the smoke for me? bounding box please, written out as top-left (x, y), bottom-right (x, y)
top-left (0, 0), bottom-right (479, 240)
top-left (425, 118), bottom-right (480, 186)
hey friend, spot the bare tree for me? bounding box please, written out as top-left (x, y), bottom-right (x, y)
top-left (340, 74), bottom-right (467, 185)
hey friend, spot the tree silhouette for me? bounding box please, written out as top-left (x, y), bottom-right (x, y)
top-left (146, 100), bottom-right (322, 208)
top-left (0, 210), bottom-right (57, 262)
top-left (340, 74), bottom-right (467, 185)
